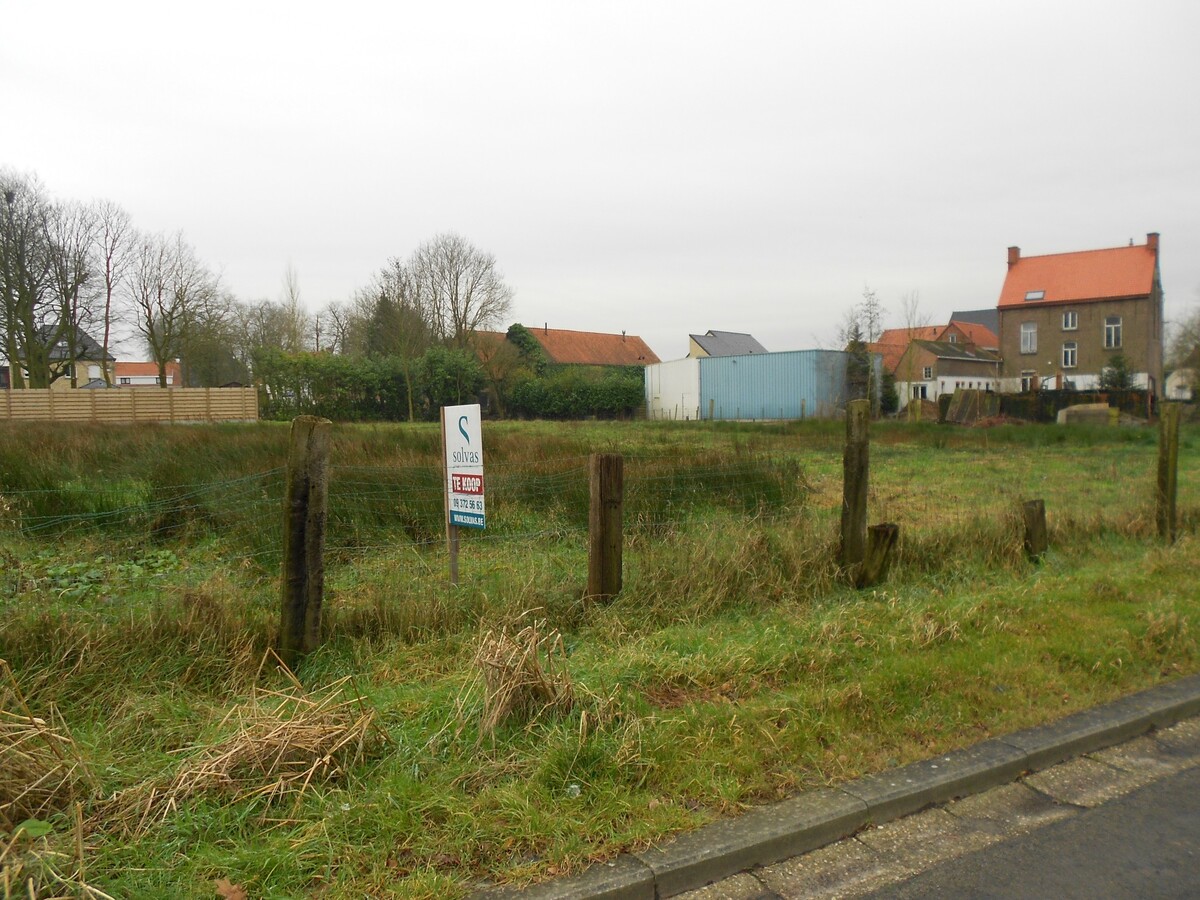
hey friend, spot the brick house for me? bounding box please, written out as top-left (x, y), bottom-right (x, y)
top-left (996, 234), bottom-right (1163, 393)
top-left (893, 340), bottom-right (1002, 408)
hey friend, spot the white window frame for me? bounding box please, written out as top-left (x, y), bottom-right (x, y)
top-left (1020, 370), bottom-right (1036, 392)
top-left (922, 366), bottom-right (933, 379)
top-left (1062, 310), bottom-right (1078, 331)
top-left (1104, 316), bottom-right (1122, 349)
top-left (1020, 322), bottom-right (1037, 354)
top-left (1062, 341), bottom-right (1077, 369)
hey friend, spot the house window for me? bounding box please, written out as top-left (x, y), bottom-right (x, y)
top-left (1063, 311), bottom-right (1078, 330)
top-left (1021, 370), bottom-right (1036, 392)
top-left (119, 377), bottom-right (131, 385)
top-left (1020, 322), bottom-right (1037, 353)
top-left (1025, 290), bottom-right (1045, 301)
top-left (1104, 316), bottom-right (1122, 349)
top-left (911, 385), bottom-right (927, 400)
top-left (1062, 341), bottom-right (1077, 368)
top-left (922, 366), bottom-right (933, 379)
top-left (948, 334), bottom-right (957, 343)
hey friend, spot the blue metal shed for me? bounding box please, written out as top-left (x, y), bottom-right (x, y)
top-left (697, 349), bottom-right (878, 420)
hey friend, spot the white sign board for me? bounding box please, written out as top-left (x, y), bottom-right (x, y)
top-left (442, 403), bottom-right (486, 529)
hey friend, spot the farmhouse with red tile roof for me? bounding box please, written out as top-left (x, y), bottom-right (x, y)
top-left (524, 326), bottom-right (660, 367)
top-left (996, 234), bottom-right (1162, 392)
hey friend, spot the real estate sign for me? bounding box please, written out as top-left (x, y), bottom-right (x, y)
top-left (441, 403), bottom-right (486, 529)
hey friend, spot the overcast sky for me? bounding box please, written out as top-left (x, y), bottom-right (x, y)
top-left (6, 1), bottom-right (1199, 361)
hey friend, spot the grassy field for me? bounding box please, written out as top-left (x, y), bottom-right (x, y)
top-left (0, 417), bottom-right (1197, 898)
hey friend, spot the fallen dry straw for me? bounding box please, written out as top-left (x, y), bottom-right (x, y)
top-left (472, 619), bottom-right (574, 735)
top-left (105, 675), bottom-right (379, 836)
top-left (0, 661), bottom-right (94, 830)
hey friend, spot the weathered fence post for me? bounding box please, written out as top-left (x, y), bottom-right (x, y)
top-left (839, 399), bottom-right (870, 580)
top-left (587, 453), bottom-right (624, 603)
top-left (1022, 499), bottom-right (1048, 560)
top-left (279, 415), bottom-right (331, 669)
top-left (858, 523), bottom-right (900, 588)
top-left (1157, 403), bottom-right (1181, 544)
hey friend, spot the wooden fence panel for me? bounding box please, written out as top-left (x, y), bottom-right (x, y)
top-left (0, 388), bottom-right (258, 424)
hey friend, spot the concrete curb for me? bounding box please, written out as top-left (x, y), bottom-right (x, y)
top-left (475, 673), bottom-right (1200, 899)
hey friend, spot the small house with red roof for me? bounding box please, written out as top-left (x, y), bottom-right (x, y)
top-left (996, 234), bottom-right (1163, 393)
top-left (867, 319), bottom-right (1000, 410)
top-left (114, 360), bottom-right (183, 387)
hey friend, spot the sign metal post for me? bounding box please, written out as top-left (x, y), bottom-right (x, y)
top-left (441, 403), bottom-right (486, 585)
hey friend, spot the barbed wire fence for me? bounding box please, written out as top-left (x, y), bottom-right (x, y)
top-left (1, 452), bottom-right (816, 577)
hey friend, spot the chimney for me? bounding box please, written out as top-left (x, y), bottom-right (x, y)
top-left (621, 330), bottom-right (626, 342)
top-left (1007, 246), bottom-right (1020, 268)
top-left (1147, 232), bottom-right (1159, 253)
top-left (544, 322), bottom-right (548, 334)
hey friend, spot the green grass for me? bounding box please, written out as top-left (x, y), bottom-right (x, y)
top-left (0, 418), bottom-right (1197, 897)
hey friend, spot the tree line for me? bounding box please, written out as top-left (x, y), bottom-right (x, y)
top-left (1, 169), bottom-right (642, 420)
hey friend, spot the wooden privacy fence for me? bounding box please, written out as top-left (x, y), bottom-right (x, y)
top-left (1, 387), bottom-right (258, 424)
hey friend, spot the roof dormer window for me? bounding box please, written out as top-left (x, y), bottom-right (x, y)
top-left (1024, 290), bottom-right (1045, 301)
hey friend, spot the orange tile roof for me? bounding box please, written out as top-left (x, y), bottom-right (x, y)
top-left (947, 321), bottom-right (999, 348)
top-left (526, 327), bottom-right (660, 366)
top-left (115, 361), bottom-right (183, 382)
top-left (876, 326), bottom-right (942, 345)
top-left (867, 341), bottom-right (907, 373)
top-left (998, 241), bottom-right (1157, 308)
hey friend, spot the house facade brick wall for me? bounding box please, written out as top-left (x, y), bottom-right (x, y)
top-left (998, 293), bottom-right (1163, 391)
top-left (996, 234), bottom-right (1163, 393)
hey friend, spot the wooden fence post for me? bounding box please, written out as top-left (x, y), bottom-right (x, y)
top-left (1157, 403), bottom-right (1181, 544)
top-left (858, 523), bottom-right (900, 588)
top-left (839, 399), bottom-right (870, 578)
top-left (587, 453), bottom-right (624, 603)
top-left (1022, 499), bottom-right (1048, 560)
top-left (279, 415), bottom-right (331, 669)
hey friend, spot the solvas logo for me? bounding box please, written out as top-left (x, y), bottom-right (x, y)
top-left (452, 415), bottom-right (481, 464)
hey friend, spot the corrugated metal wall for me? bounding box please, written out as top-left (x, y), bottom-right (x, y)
top-left (644, 350), bottom-right (881, 421)
top-left (698, 350), bottom-right (869, 421)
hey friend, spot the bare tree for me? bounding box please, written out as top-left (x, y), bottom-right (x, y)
top-left (280, 262), bottom-right (310, 352)
top-left (128, 231), bottom-right (217, 387)
top-left (860, 285), bottom-right (886, 344)
top-left (179, 289), bottom-right (244, 386)
top-left (408, 233), bottom-right (513, 347)
top-left (92, 199), bottom-right (133, 385)
top-left (899, 289), bottom-right (929, 419)
top-left (365, 258), bottom-right (434, 420)
top-left (1167, 295), bottom-right (1200, 396)
top-left (45, 200), bottom-right (99, 387)
top-left (0, 171), bottom-right (57, 388)
top-left (319, 301), bottom-right (353, 355)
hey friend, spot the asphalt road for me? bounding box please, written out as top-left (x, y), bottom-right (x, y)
top-left (865, 764), bottom-right (1200, 899)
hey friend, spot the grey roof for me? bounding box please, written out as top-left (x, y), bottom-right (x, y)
top-left (948, 309), bottom-right (999, 334)
top-left (36, 325), bottom-right (117, 362)
top-left (689, 330), bottom-right (768, 357)
top-left (912, 340), bottom-right (1001, 363)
